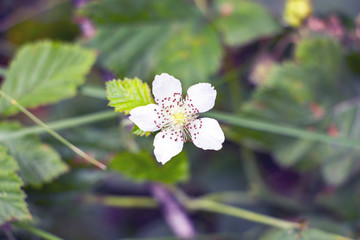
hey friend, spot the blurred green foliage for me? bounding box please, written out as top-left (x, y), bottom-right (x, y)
top-left (0, 0), bottom-right (360, 239)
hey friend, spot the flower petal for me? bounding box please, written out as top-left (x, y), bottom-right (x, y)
top-left (188, 118), bottom-right (225, 150)
top-left (153, 73), bottom-right (182, 104)
top-left (129, 104), bottom-right (164, 132)
top-left (186, 83), bottom-right (216, 113)
top-left (154, 130), bottom-right (184, 164)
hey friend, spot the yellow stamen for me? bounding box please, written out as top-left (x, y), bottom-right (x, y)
top-left (173, 112), bottom-right (187, 126)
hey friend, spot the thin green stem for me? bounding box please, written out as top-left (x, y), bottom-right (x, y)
top-left (80, 85), bottom-right (107, 100)
top-left (0, 90), bottom-right (107, 170)
top-left (86, 194), bottom-right (299, 230)
top-left (199, 191), bottom-right (254, 205)
top-left (84, 194), bottom-right (158, 208)
top-left (14, 223), bottom-right (63, 240)
top-left (189, 199), bottom-right (301, 229)
top-left (0, 110), bottom-right (118, 141)
top-left (83, 194), bottom-right (354, 239)
top-left (205, 111), bottom-right (360, 149)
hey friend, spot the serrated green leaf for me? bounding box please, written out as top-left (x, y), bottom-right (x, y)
top-left (155, 23), bottom-right (222, 88)
top-left (0, 41), bottom-right (96, 116)
top-left (109, 150), bottom-right (188, 184)
top-left (0, 122), bottom-right (68, 186)
top-left (106, 78), bottom-right (154, 114)
top-left (0, 145), bottom-right (31, 225)
top-left (214, 0), bottom-right (281, 46)
top-left (131, 125), bottom-right (151, 137)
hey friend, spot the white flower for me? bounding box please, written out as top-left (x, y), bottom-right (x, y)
top-left (129, 73), bottom-right (225, 164)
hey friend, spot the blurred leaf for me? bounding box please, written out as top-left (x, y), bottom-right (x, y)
top-left (80, 0), bottom-right (200, 79)
top-left (155, 23), bottom-right (222, 87)
top-left (296, 37), bottom-right (343, 82)
top-left (80, 0), bottom-right (222, 83)
top-left (346, 53), bottom-right (360, 75)
top-left (214, 0), bottom-right (281, 46)
top-left (0, 41), bottom-right (96, 116)
top-left (78, 0), bottom-right (199, 24)
top-left (88, 24), bottom-right (173, 79)
top-left (0, 145), bottom-right (31, 224)
top-left (106, 78), bottom-right (154, 115)
top-left (317, 177), bottom-right (360, 220)
top-left (109, 150), bottom-right (188, 184)
top-left (237, 37), bottom-right (360, 184)
top-left (0, 122), bottom-right (68, 187)
top-left (261, 228), bottom-right (353, 240)
top-left (320, 104), bottom-right (360, 185)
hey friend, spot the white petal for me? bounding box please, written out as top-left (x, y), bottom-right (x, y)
top-left (153, 130), bottom-right (184, 164)
top-left (153, 73), bottom-right (182, 104)
top-left (189, 118), bottom-right (225, 150)
top-left (129, 104), bottom-right (164, 132)
top-left (186, 83), bottom-right (216, 113)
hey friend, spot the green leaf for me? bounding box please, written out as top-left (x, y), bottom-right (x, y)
top-left (79, 0), bottom-right (222, 83)
top-left (0, 145), bottom-right (31, 225)
top-left (0, 122), bottom-right (68, 186)
top-left (155, 23), bottom-right (222, 87)
top-left (109, 150), bottom-right (188, 184)
top-left (296, 37), bottom-right (343, 79)
top-left (79, 0), bottom-right (201, 79)
top-left (106, 78), bottom-right (154, 115)
top-left (88, 24), bottom-right (173, 79)
top-left (261, 228), bottom-right (353, 240)
top-left (0, 41), bottom-right (96, 116)
top-left (78, 0), bottom-right (199, 24)
top-left (131, 125), bottom-right (151, 137)
top-left (234, 37), bottom-right (359, 184)
top-left (214, 0), bottom-right (281, 46)
top-left (317, 177), bottom-right (360, 220)
top-left (319, 104), bottom-right (360, 185)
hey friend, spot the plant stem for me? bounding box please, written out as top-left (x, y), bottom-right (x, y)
top-left (80, 85), bottom-right (107, 99)
top-left (0, 110), bottom-right (118, 140)
top-left (14, 223), bottom-right (63, 240)
top-left (0, 90), bottom-right (107, 170)
top-left (86, 194), bottom-right (300, 230)
top-left (205, 110), bottom-right (360, 149)
top-left (188, 199), bottom-right (301, 229)
top-left (200, 191), bottom-right (254, 205)
top-left (84, 194), bottom-right (158, 208)
top-left (83, 194), bottom-right (354, 239)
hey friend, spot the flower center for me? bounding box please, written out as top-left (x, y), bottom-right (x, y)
top-left (171, 111), bottom-right (187, 126)
top-left (155, 93), bottom-right (200, 142)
